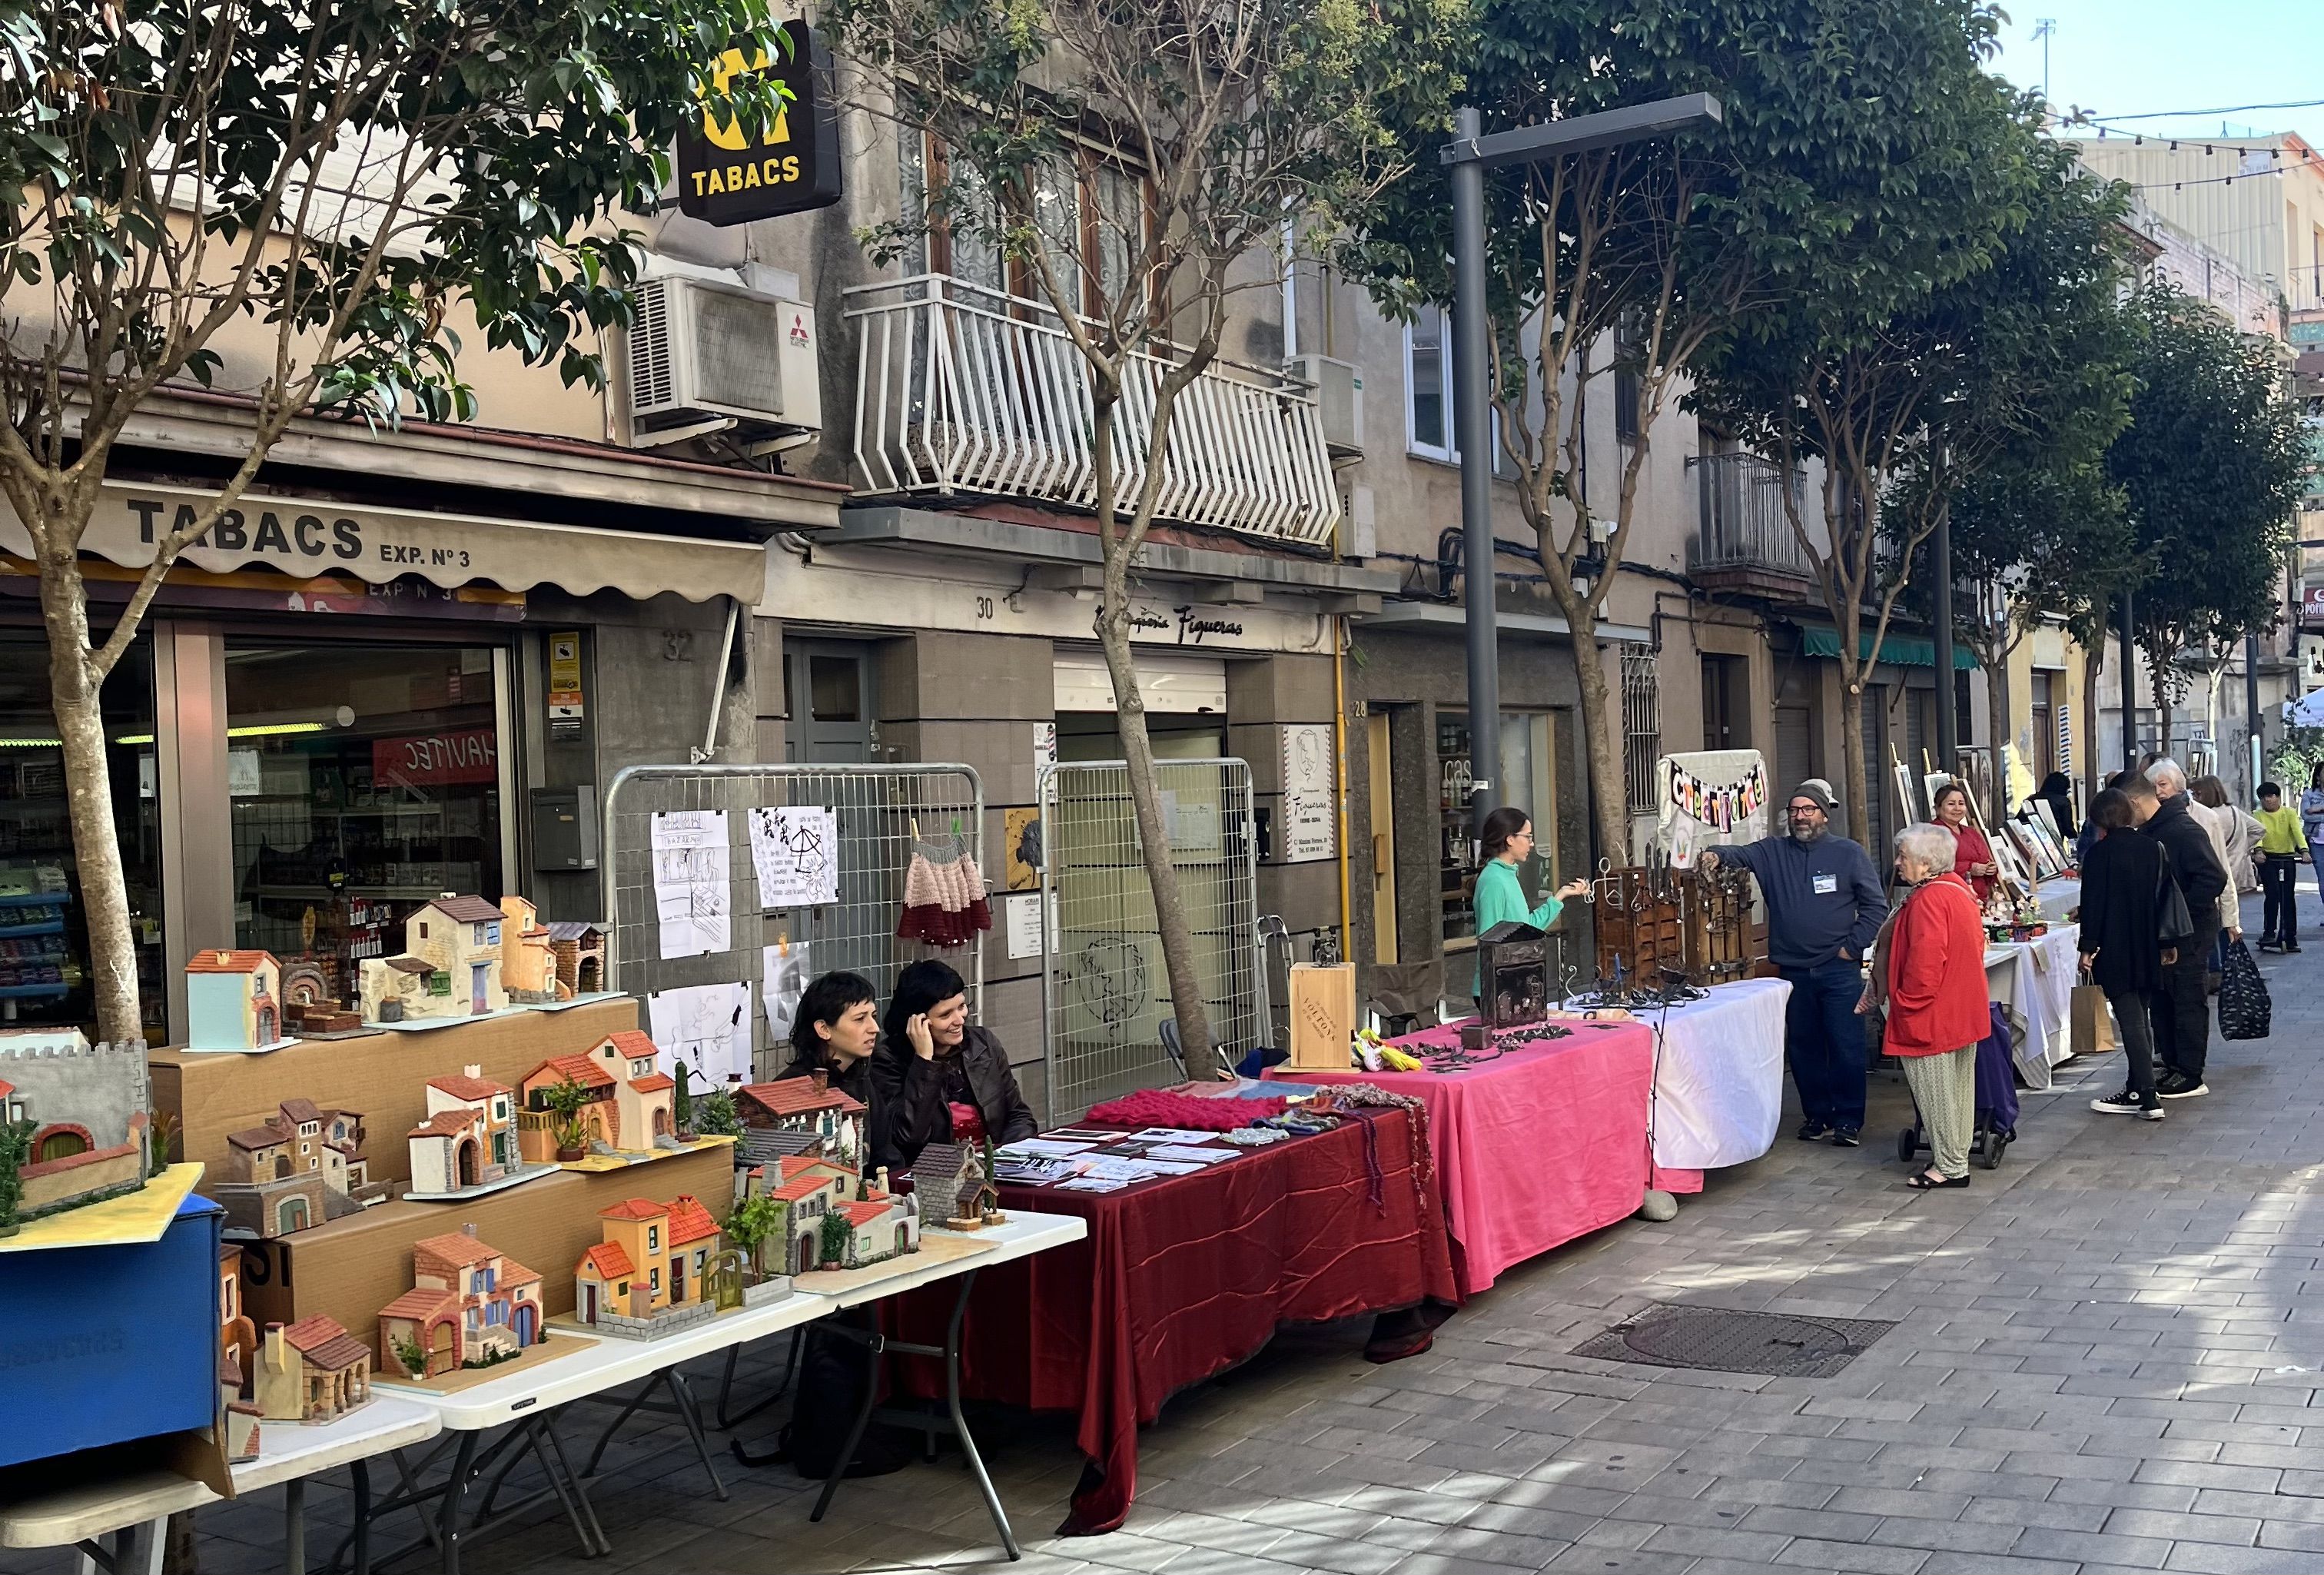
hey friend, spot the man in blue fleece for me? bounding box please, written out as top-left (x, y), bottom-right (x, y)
top-left (1702, 780), bottom-right (1889, 1146)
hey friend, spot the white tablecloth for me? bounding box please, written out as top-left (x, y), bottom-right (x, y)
top-left (1644, 977), bottom-right (1792, 1170)
top-left (1984, 923), bottom-right (2080, 1088)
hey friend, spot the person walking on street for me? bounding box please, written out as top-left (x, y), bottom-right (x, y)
top-left (1702, 781), bottom-right (1888, 1146)
top-left (2078, 787), bottom-right (2177, 1121)
top-left (2302, 765), bottom-right (2324, 922)
top-left (1881, 824), bottom-right (1994, 1188)
top-left (1469, 806), bottom-right (1591, 1008)
top-left (2255, 782), bottom-right (2303, 952)
top-left (2124, 766), bottom-right (2226, 1099)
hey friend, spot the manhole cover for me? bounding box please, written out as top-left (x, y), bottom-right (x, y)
top-left (1572, 1305), bottom-right (1894, 1378)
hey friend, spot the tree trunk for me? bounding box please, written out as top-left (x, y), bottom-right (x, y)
top-left (38, 560), bottom-right (142, 1045)
top-left (1087, 396), bottom-right (1216, 1079)
top-left (1545, 576), bottom-right (1627, 866)
top-left (1986, 657), bottom-right (2010, 818)
top-left (2080, 640), bottom-right (2103, 809)
top-left (1838, 665), bottom-right (1871, 852)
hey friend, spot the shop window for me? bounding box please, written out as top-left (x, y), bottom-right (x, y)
top-left (1406, 307), bottom-right (1450, 460)
top-left (227, 641), bottom-right (505, 1012)
top-left (0, 633), bottom-right (163, 1037)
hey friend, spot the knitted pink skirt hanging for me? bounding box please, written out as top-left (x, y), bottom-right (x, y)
top-left (898, 832), bottom-right (992, 948)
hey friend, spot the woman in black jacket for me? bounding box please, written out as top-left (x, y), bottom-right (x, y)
top-left (2077, 788), bottom-right (2179, 1121)
top-left (771, 970), bottom-right (880, 1108)
top-left (868, 959), bottom-right (1039, 1172)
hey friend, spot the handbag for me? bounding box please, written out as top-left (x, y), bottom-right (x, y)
top-left (2219, 939), bottom-right (2272, 1041)
top-left (2156, 867), bottom-right (2196, 947)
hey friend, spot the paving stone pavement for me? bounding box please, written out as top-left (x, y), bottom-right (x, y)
top-left (11, 897), bottom-right (2323, 1575)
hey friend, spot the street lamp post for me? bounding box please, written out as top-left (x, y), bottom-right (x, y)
top-left (1442, 94), bottom-right (1723, 856)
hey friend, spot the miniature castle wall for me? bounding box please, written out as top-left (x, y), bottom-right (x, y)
top-left (3, 1037), bottom-right (152, 1213)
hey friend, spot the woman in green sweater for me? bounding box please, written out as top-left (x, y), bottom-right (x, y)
top-left (1471, 805), bottom-right (1592, 1004)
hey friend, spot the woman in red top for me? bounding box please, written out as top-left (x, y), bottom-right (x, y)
top-left (1932, 781), bottom-right (1997, 906)
top-left (1884, 822), bottom-right (1994, 1189)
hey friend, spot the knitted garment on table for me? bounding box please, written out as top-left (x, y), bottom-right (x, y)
top-left (1318, 1082), bottom-right (1435, 1214)
top-left (1083, 1088), bottom-right (1290, 1131)
top-left (897, 833), bottom-right (993, 949)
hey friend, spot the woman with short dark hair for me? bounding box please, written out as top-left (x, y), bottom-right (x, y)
top-left (772, 970), bottom-right (879, 1107)
top-left (868, 959), bottom-right (1038, 1173)
top-left (1469, 805), bottom-right (1589, 1007)
top-left (2078, 787), bottom-right (2176, 1121)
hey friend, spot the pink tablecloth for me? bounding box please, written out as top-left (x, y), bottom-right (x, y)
top-left (1266, 1020), bottom-right (1655, 1295)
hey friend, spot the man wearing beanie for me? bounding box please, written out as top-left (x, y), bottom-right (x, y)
top-left (1702, 780), bottom-right (1888, 1146)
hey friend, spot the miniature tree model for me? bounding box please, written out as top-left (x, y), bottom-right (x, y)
top-left (727, 1195), bottom-right (782, 1281)
top-left (0, 1117), bottom-right (33, 1236)
top-left (818, 1208), bottom-right (852, 1269)
top-left (540, 1075), bottom-right (593, 1158)
top-left (692, 1091), bottom-right (742, 1138)
top-left (672, 1065), bottom-right (695, 1140)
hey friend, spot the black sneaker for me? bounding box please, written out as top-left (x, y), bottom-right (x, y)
top-left (1795, 1120), bottom-right (1831, 1141)
top-left (1831, 1127), bottom-right (1862, 1148)
top-left (2091, 1090), bottom-right (2165, 1121)
top-left (2259, 941), bottom-right (2283, 954)
top-left (2157, 1077), bottom-right (2209, 1099)
top-left (2288, 942), bottom-right (2302, 953)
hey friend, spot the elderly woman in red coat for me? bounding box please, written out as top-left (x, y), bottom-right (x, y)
top-left (1884, 822), bottom-right (1994, 1189)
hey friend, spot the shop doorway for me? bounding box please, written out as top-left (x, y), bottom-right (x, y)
top-left (782, 643), bottom-right (875, 763)
top-left (1366, 712), bottom-right (1399, 965)
top-left (1702, 656), bottom-right (1749, 751)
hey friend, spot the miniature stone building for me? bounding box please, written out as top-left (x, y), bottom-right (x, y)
top-left (184, 949), bottom-right (288, 1051)
top-left (517, 1032), bottom-right (674, 1156)
top-left (255, 1317), bottom-right (372, 1423)
top-left (735, 1068), bottom-right (867, 1166)
top-left (545, 921), bottom-right (609, 995)
top-left (377, 1228), bottom-right (545, 1378)
top-left (573, 1194), bottom-right (722, 1337)
top-left (497, 897), bottom-right (564, 1005)
top-left (407, 1066), bottom-right (522, 1194)
top-left (213, 1097), bottom-right (370, 1236)
top-left (0, 1028), bottom-right (151, 1218)
top-left (357, 894), bottom-right (507, 1023)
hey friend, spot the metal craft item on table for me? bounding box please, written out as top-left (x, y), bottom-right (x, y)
top-left (1588, 850), bottom-right (1755, 988)
top-left (1474, 919), bottom-right (1564, 1028)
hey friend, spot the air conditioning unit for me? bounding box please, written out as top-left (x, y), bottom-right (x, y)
top-left (623, 276), bottom-right (821, 446)
top-left (1285, 353), bottom-right (1363, 459)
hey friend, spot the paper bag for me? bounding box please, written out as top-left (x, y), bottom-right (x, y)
top-left (2070, 984), bottom-right (2116, 1056)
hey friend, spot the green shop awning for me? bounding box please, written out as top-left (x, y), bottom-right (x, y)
top-left (1798, 626), bottom-right (1978, 670)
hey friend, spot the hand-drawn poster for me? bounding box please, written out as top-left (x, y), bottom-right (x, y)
top-left (1004, 806), bottom-right (1043, 891)
top-left (647, 980), bottom-right (753, 1088)
top-left (762, 941), bottom-right (812, 1043)
top-left (649, 809), bottom-right (731, 959)
top-left (1655, 749), bottom-right (1770, 866)
top-left (748, 805), bottom-right (838, 909)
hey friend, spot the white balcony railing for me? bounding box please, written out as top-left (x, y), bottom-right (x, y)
top-left (847, 274), bottom-right (1340, 548)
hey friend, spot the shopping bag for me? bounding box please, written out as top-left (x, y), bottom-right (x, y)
top-left (2070, 985), bottom-right (2117, 1055)
top-left (2219, 939), bottom-right (2272, 1042)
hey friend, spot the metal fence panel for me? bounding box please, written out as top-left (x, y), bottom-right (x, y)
top-left (1039, 758), bottom-right (1263, 1123)
top-left (603, 763), bottom-right (982, 1082)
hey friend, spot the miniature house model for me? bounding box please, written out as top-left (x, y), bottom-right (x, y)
top-left (220, 1243), bottom-right (257, 1394)
top-left (184, 949), bottom-right (290, 1051)
top-left (546, 921), bottom-right (609, 996)
top-left (497, 897), bottom-right (566, 1005)
top-left (357, 894), bottom-right (506, 1024)
top-left (377, 1228), bottom-right (545, 1379)
top-left (517, 1032), bottom-right (675, 1159)
top-left (255, 1317), bottom-right (373, 1424)
top-left (910, 1141), bottom-right (989, 1228)
top-left (280, 959), bottom-right (360, 1034)
top-left (214, 1098), bottom-right (370, 1238)
top-left (0, 1028), bottom-right (152, 1220)
top-left (735, 1070), bottom-right (867, 1167)
top-left (573, 1195), bottom-right (722, 1337)
top-left (755, 1153), bottom-right (919, 1274)
top-left (407, 1065), bottom-right (543, 1198)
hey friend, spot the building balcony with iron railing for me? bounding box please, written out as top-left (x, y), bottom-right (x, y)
top-left (846, 274), bottom-right (1344, 550)
top-left (1685, 451), bottom-right (1814, 596)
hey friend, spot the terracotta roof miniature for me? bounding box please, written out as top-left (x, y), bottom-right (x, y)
top-left (407, 1109), bottom-right (476, 1139)
top-left (598, 1198), bottom-right (667, 1222)
top-left (629, 1072), bottom-right (675, 1094)
top-left (603, 1030), bottom-right (658, 1060)
top-left (186, 949), bottom-right (277, 973)
top-left (422, 895), bottom-right (506, 923)
top-left (739, 1079), bottom-right (868, 1118)
top-left (412, 1231), bottom-right (502, 1270)
top-left (666, 1195), bottom-right (719, 1244)
top-left (282, 1316), bottom-right (371, 1373)
top-left (533, 1053), bottom-right (616, 1089)
top-left (378, 1287), bottom-right (458, 1321)
top-left (427, 1072), bottom-right (508, 1101)
top-left (579, 1241), bottom-right (634, 1279)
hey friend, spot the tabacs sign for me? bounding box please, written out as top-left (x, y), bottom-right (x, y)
top-left (676, 21), bottom-right (842, 227)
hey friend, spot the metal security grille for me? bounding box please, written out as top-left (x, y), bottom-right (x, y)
top-left (1040, 758), bottom-right (1263, 1123)
top-left (602, 763), bottom-right (983, 1081)
top-left (1622, 646), bottom-right (1661, 814)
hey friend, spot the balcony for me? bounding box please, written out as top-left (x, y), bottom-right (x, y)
top-left (847, 274), bottom-right (1340, 549)
top-left (1688, 453), bottom-right (1814, 597)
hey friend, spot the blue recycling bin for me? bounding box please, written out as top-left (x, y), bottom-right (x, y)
top-left (0, 1194), bottom-right (222, 1469)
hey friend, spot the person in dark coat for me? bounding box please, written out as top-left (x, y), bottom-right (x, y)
top-left (771, 970), bottom-right (879, 1109)
top-left (2033, 771), bottom-right (2079, 844)
top-left (2125, 767), bottom-right (2226, 1099)
top-left (868, 959), bottom-right (1039, 1173)
top-left (2078, 788), bottom-right (2177, 1120)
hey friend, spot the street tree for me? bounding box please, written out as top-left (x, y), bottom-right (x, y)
top-left (2107, 283), bottom-right (2309, 743)
top-left (1336, 0), bottom-right (1779, 862)
top-left (0, 0), bottom-right (787, 1045)
top-left (830, 0), bottom-right (1462, 1072)
top-left (1690, 7), bottom-right (2059, 848)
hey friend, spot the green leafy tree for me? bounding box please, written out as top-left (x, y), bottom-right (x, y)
top-left (0, 0), bottom-right (787, 1045)
top-left (0, 1117), bottom-right (34, 1233)
top-left (726, 1194), bottom-right (783, 1278)
top-left (1691, 6), bottom-right (2063, 847)
top-left (2107, 284), bottom-right (2309, 746)
top-left (817, 1205), bottom-right (852, 1268)
top-left (672, 1064), bottom-right (694, 1135)
top-left (829, 0), bottom-right (1462, 1072)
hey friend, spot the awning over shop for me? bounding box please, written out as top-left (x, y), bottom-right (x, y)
top-left (1, 480), bottom-right (765, 603)
top-left (1797, 626), bottom-right (1978, 670)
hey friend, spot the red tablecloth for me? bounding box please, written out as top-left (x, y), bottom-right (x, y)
top-left (1267, 1020), bottom-right (1656, 1294)
top-left (894, 1105), bottom-right (1455, 1535)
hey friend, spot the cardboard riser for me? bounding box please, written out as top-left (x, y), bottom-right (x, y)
top-left (234, 1143), bottom-right (733, 1351)
top-left (154, 997), bottom-right (639, 1192)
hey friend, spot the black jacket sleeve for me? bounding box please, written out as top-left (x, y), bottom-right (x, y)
top-left (1845, 842), bottom-right (1890, 959)
top-left (969, 1028), bottom-right (1040, 1145)
top-left (866, 1045), bottom-right (949, 1173)
top-left (2077, 842), bottom-right (2109, 956)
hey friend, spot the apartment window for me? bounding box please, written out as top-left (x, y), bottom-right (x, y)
top-left (909, 128), bottom-right (1150, 316)
top-left (1406, 306), bottom-right (1452, 460)
top-left (1622, 648), bottom-right (1660, 815)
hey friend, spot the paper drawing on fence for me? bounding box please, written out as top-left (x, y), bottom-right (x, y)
top-left (650, 809), bottom-right (732, 959)
top-left (762, 941), bottom-right (812, 1042)
top-left (648, 980), bottom-right (753, 1087)
top-left (748, 806), bottom-right (839, 909)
